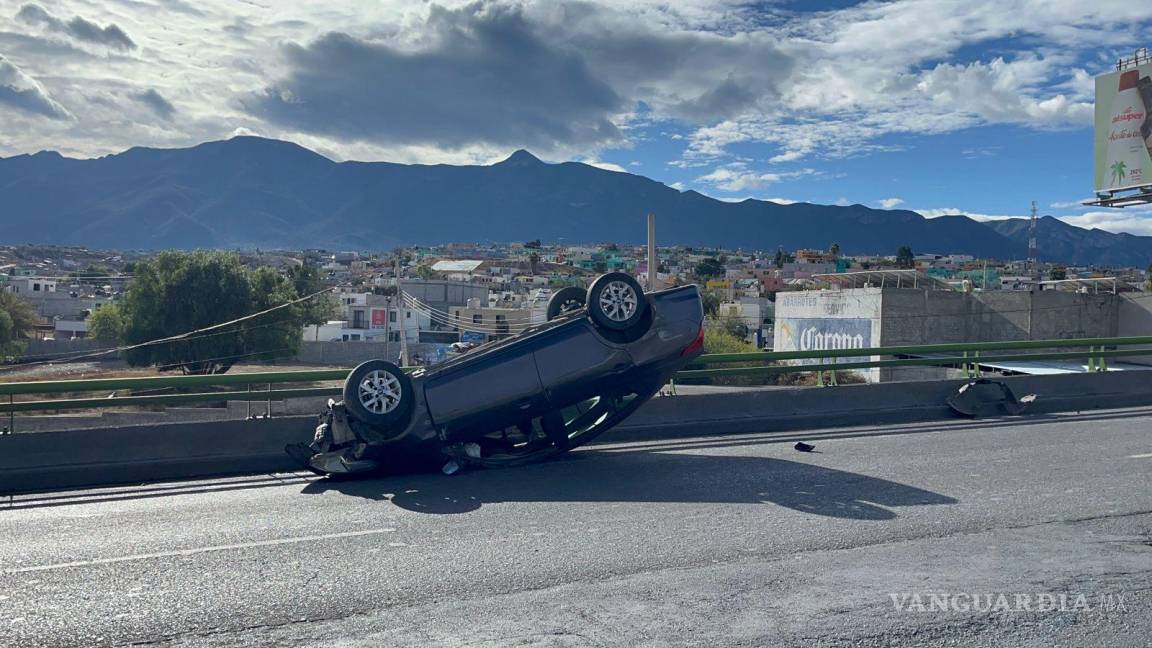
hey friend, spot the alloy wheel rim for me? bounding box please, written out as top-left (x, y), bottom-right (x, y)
top-left (358, 370), bottom-right (402, 414)
top-left (598, 280), bottom-right (638, 321)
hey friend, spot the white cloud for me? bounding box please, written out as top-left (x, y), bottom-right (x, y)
top-left (696, 162), bottom-right (816, 191)
top-left (913, 207), bottom-right (1019, 221)
top-left (877, 197), bottom-right (904, 209)
top-left (582, 159), bottom-right (628, 172)
top-left (0, 0), bottom-right (1148, 167)
top-left (765, 197), bottom-right (799, 205)
top-left (1058, 211), bottom-right (1152, 236)
top-left (1049, 199), bottom-right (1095, 209)
top-left (0, 53), bottom-right (71, 120)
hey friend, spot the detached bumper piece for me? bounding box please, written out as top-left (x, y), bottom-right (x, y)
top-left (947, 379), bottom-right (1037, 418)
top-left (285, 400), bottom-right (380, 476)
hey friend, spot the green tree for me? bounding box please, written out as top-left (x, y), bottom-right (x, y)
top-left (695, 257), bottom-right (725, 278)
top-left (88, 305), bottom-right (125, 343)
top-left (528, 251), bottom-right (540, 275)
top-left (524, 239), bottom-right (542, 249)
top-left (773, 248), bottom-right (795, 268)
top-left (719, 314), bottom-right (748, 340)
top-left (1146, 263), bottom-right (1152, 291)
top-left (0, 309), bottom-right (16, 356)
top-left (700, 291), bottom-right (720, 317)
top-left (0, 291), bottom-right (39, 341)
top-left (830, 242), bottom-right (841, 257)
top-left (112, 251), bottom-right (315, 374)
top-left (895, 246), bottom-right (915, 269)
top-left (286, 264), bottom-right (333, 326)
top-left (1049, 266), bottom-right (1067, 281)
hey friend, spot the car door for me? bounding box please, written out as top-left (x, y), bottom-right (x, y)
top-left (533, 319), bottom-right (633, 406)
top-left (423, 336), bottom-right (547, 433)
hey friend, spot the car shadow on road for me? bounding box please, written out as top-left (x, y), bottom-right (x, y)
top-left (300, 450), bottom-right (957, 520)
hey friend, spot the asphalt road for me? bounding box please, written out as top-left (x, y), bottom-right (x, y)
top-left (2, 407), bottom-right (1152, 647)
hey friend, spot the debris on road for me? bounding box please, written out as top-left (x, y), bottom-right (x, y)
top-left (794, 442), bottom-right (815, 452)
top-left (947, 379), bottom-right (1038, 417)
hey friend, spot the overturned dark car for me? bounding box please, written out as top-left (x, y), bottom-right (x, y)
top-left (287, 272), bottom-right (704, 476)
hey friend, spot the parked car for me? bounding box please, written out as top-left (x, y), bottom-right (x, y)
top-left (288, 272), bottom-right (704, 475)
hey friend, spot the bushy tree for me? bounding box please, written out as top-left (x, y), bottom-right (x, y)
top-left (700, 291), bottom-right (720, 317)
top-left (895, 246), bottom-right (915, 269)
top-left (286, 264), bottom-right (334, 326)
top-left (111, 251), bottom-right (323, 374)
top-left (88, 305), bottom-right (125, 343)
top-left (695, 257), bottom-right (725, 278)
top-left (0, 291), bottom-right (38, 355)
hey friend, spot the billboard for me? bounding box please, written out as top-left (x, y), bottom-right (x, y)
top-left (1094, 65), bottom-right (1152, 192)
top-left (776, 317), bottom-right (872, 365)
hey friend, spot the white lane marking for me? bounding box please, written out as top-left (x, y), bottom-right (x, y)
top-left (2, 528), bottom-right (396, 575)
top-left (1128, 453), bottom-right (1152, 459)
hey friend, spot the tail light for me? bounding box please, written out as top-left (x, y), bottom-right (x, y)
top-left (682, 325), bottom-right (705, 356)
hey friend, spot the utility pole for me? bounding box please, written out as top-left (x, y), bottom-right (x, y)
top-left (647, 213), bottom-right (657, 290)
top-left (383, 295), bottom-right (390, 362)
top-left (395, 257), bottom-right (409, 366)
top-left (1028, 200), bottom-right (1039, 281)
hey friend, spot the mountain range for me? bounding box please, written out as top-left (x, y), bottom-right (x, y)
top-left (0, 136), bottom-right (1148, 267)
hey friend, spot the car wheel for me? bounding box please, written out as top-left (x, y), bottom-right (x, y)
top-left (342, 360), bottom-right (414, 429)
top-left (546, 286), bottom-right (586, 321)
top-left (586, 272), bottom-right (648, 332)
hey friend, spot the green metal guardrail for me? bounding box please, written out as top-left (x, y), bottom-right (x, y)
top-left (2, 335), bottom-right (1151, 429)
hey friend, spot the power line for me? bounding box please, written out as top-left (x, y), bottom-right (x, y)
top-left (0, 288), bottom-right (334, 373)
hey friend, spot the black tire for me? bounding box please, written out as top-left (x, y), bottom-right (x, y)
top-left (342, 360), bottom-right (414, 429)
top-left (586, 272), bottom-right (648, 332)
top-left (546, 286), bottom-right (586, 321)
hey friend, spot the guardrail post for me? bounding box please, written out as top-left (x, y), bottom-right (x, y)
top-left (1087, 346), bottom-right (1097, 372)
top-left (266, 383), bottom-right (272, 417)
top-left (246, 383), bottom-right (252, 420)
top-left (6, 395), bottom-right (12, 434)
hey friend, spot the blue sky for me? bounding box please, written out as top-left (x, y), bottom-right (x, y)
top-left (2, 1), bottom-right (1152, 232)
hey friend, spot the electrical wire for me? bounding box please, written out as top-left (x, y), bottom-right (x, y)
top-left (0, 288), bottom-right (335, 373)
top-left (401, 291), bottom-right (541, 323)
top-left (399, 294), bottom-right (540, 334)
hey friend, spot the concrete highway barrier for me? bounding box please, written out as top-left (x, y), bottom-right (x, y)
top-left (2, 371), bottom-right (1150, 494)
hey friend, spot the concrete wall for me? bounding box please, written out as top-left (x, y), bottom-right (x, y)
top-left (774, 287), bottom-right (1121, 382)
top-left (293, 340), bottom-right (454, 366)
top-left (1117, 293), bottom-right (1152, 366)
top-left (18, 338), bottom-right (118, 362)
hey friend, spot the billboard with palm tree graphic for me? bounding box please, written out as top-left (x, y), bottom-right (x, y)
top-left (1094, 64), bottom-right (1152, 192)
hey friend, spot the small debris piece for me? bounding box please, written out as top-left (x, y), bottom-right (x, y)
top-left (794, 442), bottom-right (815, 452)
